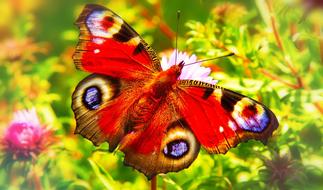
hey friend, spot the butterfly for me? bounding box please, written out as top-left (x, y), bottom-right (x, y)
top-left (71, 4), bottom-right (278, 179)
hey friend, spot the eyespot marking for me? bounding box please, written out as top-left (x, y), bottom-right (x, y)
top-left (82, 86), bottom-right (102, 110)
top-left (101, 16), bottom-right (114, 29)
top-left (163, 139), bottom-right (189, 159)
top-left (86, 10), bottom-right (122, 38)
top-left (242, 105), bottom-right (258, 117)
top-left (232, 98), bottom-right (270, 132)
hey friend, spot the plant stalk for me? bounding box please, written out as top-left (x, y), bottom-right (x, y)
top-left (151, 175), bottom-right (157, 190)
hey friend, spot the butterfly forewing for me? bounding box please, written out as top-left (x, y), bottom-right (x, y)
top-left (73, 4), bottom-right (161, 79)
top-left (176, 80), bottom-right (278, 154)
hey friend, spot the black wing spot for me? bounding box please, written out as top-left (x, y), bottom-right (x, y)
top-left (221, 90), bottom-right (242, 112)
top-left (113, 23), bottom-right (136, 42)
top-left (202, 88), bottom-right (214, 100)
top-left (163, 139), bottom-right (189, 159)
top-left (105, 16), bottom-right (113, 22)
top-left (82, 86), bottom-right (102, 110)
top-left (133, 43), bottom-right (145, 55)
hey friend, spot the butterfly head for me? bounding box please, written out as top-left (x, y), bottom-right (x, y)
top-left (152, 61), bottom-right (184, 97)
top-left (168, 60), bottom-right (185, 79)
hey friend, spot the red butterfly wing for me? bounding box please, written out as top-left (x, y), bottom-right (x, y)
top-left (176, 80), bottom-right (278, 154)
top-left (120, 97), bottom-right (200, 179)
top-left (72, 74), bottom-right (145, 151)
top-left (73, 4), bottom-right (161, 79)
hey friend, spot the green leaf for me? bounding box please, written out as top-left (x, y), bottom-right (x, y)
top-left (88, 159), bottom-right (117, 190)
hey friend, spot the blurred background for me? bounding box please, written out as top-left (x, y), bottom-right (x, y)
top-left (0, 0), bottom-right (322, 189)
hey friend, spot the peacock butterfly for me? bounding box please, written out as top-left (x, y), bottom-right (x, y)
top-left (71, 4), bottom-right (278, 179)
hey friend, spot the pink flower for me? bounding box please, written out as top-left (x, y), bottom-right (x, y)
top-left (2, 108), bottom-right (53, 160)
top-left (161, 49), bottom-right (218, 85)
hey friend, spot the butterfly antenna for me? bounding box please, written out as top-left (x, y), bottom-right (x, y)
top-left (175, 10), bottom-right (181, 65)
top-left (184, 52), bottom-right (235, 66)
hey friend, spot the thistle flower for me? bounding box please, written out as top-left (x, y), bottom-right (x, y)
top-left (259, 151), bottom-right (305, 189)
top-left (161, 49), bottom-right (218, 85)
top-left (1, 108), bottom-right (54, 161)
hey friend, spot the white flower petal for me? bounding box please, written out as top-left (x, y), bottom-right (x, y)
top-left (161, 56), bottom-right (170, 70)
top-left (161, 49), bottom-right (217, 85)
top-left (12, 107), bottom-right (41, 127)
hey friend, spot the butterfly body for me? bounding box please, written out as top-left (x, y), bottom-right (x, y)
top-left (149, 61), bottom-right (183, 95)
top-left (72, 4), bottom-right (278, 179)
top-left (120, 62), bottom-right (183, 131)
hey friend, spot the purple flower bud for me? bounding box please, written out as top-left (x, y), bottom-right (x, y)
top-left (2, 108), bottom-right (54, 161)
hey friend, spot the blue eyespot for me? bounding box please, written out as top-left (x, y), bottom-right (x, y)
top-left (237, 109), bottom-right (270, 132)
top-left (163, 140), bottom-right (189, 159)
top-left (82, 86), bottom-right (102, 110)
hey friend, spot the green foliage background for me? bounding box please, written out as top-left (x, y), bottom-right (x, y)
top-left (0, 0), bottom-right (322, 189)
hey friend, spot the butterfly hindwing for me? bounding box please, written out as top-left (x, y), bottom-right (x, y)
top-left (73, 4), bottom-right (161, 79)
top-left (120, 100), bottom-right (200, 179)
top-left (72, 74), bottom-right (145, 151)
top-left (176, 80), bottom-right (278, 154)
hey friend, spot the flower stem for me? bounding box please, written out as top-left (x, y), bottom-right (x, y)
top-left (211, 40), bottom-right (252, 77)
top-left (128, 0), bottom-right (175, 40)
top-left (151, 175), bottom-right (157, 190)
top-left (264, 0), bottom-right (305, 89)
top-left (259, 69), bottom-right (301, 89)
top-left (265, 0), bottom-right (284, 52)
top-left (31, 163), bottom-right (43, 190)
top-left (314, 102), bottom-right (323, 114)
top-left (319, 28), bottom-right (323, 65)
top-left (33, 171), bottom-right (42, 190)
